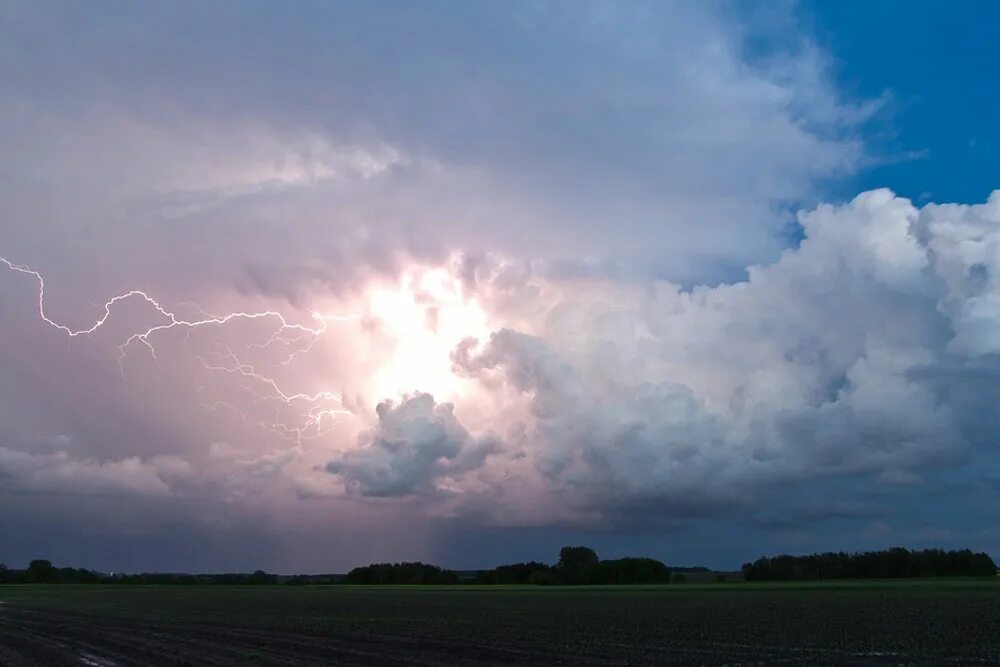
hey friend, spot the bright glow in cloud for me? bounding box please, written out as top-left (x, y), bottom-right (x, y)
top-left (366, 267), bottom-right (491, 403)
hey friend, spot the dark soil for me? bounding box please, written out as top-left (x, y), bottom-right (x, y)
top-left (1, 582), bottom-right (999, 665)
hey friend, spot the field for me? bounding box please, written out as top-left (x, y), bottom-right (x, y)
top-left (2, 580), bottom-right (999, 665)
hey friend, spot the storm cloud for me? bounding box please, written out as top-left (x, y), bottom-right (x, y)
top-left (0, 1), bottom-right (997, 572)
top-left (449, 191), bottom-right (996, 521)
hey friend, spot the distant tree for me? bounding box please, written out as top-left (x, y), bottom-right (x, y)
top-left (477, 561), bottom-right (552, 585)
top-left (57, 567), bottom-right (101, 584)
top-left (669, 566), bottom-right (710, 573)
top-left (556, 546), bottom-right (599, 584)
top-left (25, 559), bottom-right (58, 583)
top-left (480, 547), bottom-right (673, 586)
top-left (347, 562), bottom-right (458, 585)
top-left (248, 569), bottom-right (278, 585)
top-left (0, 563), bottom-right (8, 584)
top-left (557, 546), bottom-right (599, 571)
top-left (742, 548), bottom-right (998, 581)
top-left (528, 569), bottom-right (555, 585)
top-left (593, 558), bottom-right (671, 585)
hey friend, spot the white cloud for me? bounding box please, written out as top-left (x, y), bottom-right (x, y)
top-left (327, 393), bottom-right (498, 498)
top-left (446, 189), bottom-right (998, 521)
top-left (918, 191), bottom-right (1000, 356)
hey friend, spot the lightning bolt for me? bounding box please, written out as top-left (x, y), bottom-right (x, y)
top-left (198, 346), bottom-right (353, 445)
top-left (1, 255), bottom-right (359, 448)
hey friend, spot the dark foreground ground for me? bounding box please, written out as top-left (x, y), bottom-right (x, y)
top-left (1, 580), bottom-right (999, 666)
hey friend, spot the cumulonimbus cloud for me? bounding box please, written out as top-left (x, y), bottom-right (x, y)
top-left (0, 1), bottom-right (995, 569)
top-left (325, 189), bottom-right (1000, 524)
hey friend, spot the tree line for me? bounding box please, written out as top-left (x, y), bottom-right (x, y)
top-left (346, 546), bottom-right (676, 586)
top-left (0, 548), bottom-right (675, 586)
top-left (742, 548), bottom-right (997, 580)
top-left (0, 560), bottom-right (284, 585)
top-left (346, 561), bottom-right (458, 585)
top-left (474, 546), bottom-right (673, 585)
top-left (0, 560), bottom-right (102, 584)
top-left (3, 545), bottom-right (995, 586)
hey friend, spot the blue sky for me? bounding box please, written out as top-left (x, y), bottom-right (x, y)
top-left (0, 1), bottom-right (998, 572)
top-left (806, 0), bottom-right (999, 203)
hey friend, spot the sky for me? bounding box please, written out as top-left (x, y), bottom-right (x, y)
top-left (1, 0), bottom-right (999, 573)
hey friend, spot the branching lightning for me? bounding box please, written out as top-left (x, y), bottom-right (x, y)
top-left (1, 256), bottom-right (359, 447)
top-left (198, 346), bottom-right (353, 445)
